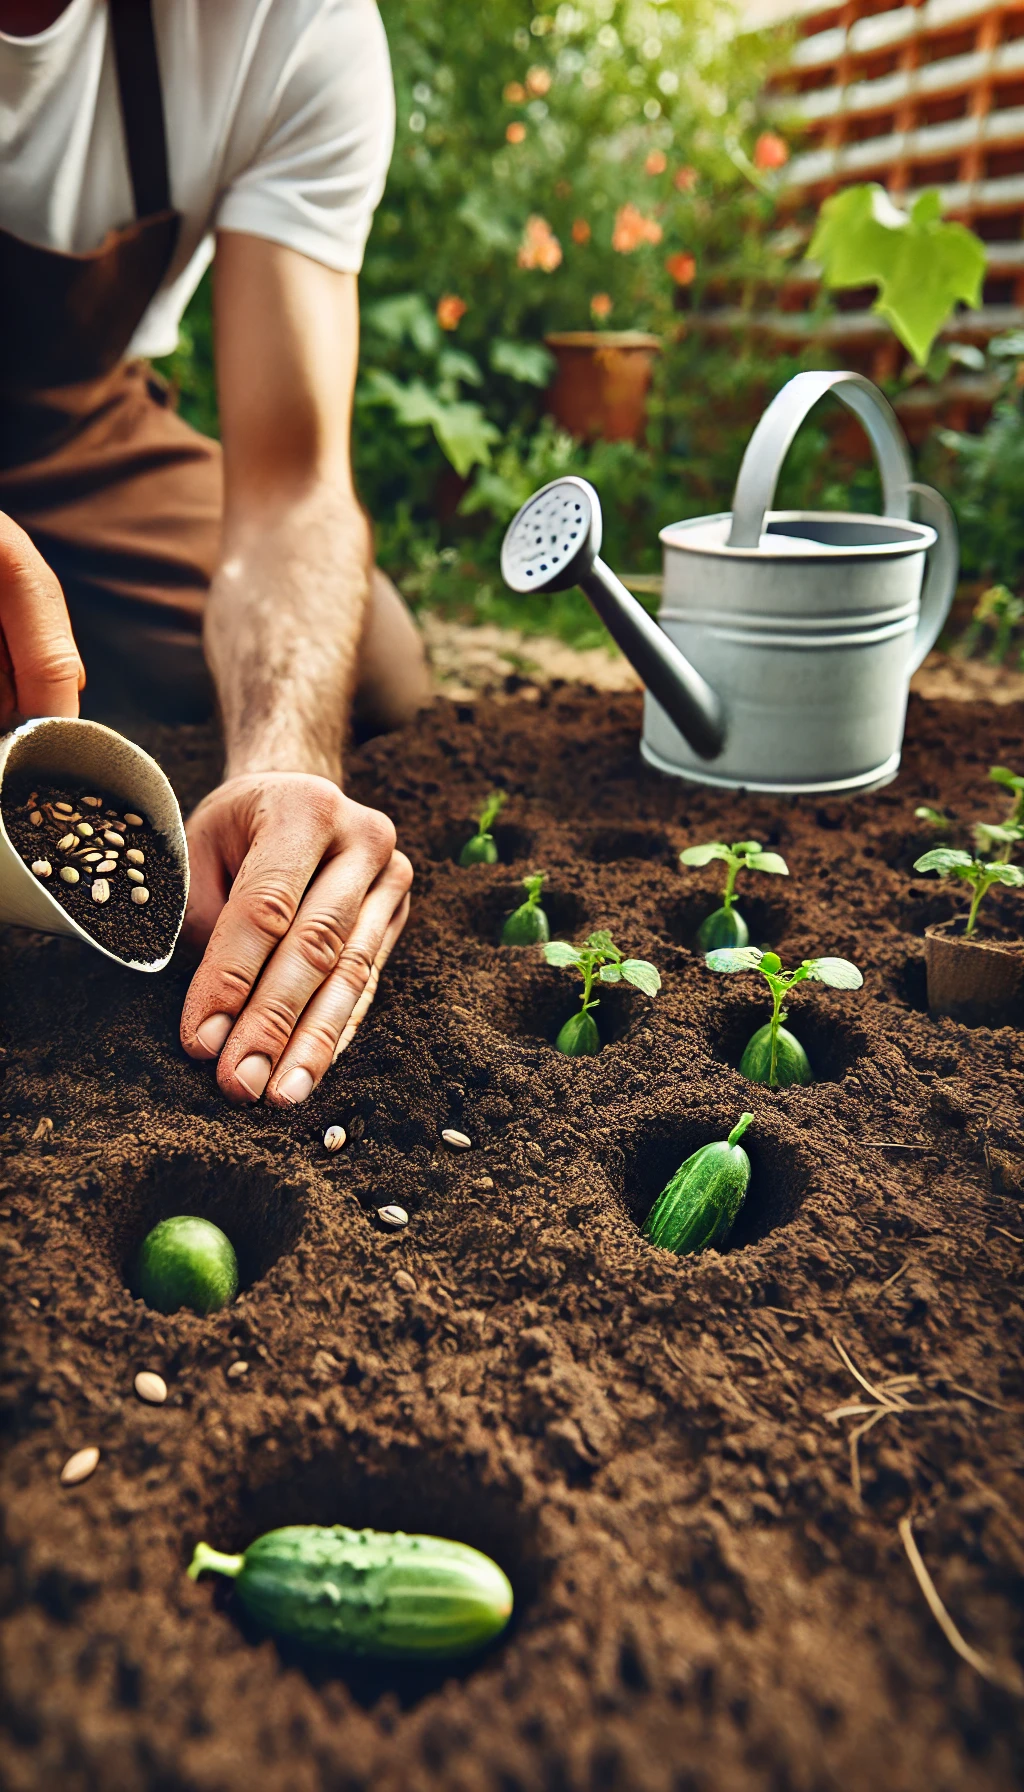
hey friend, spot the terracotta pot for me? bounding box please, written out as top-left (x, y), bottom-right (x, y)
top-left (544, 331), bottom-right (661, 443)
top-left (923, 919), bottom-right (1024, 1028)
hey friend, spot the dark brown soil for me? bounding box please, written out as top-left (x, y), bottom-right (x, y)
top-left (1, 778), bottom-right (183, 963)
top-left (2, 689), bottom-right (1024, 1792)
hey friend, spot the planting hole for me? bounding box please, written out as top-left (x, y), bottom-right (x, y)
top-left (193, 1441), bottom-right (540, 1708)
top-left (492, 960), bottom-right (645, 1052)
top-left (614, 1111), bottom-right (809, 1250)
top-left (579, 825), bottom-right (673, 864)
top-left (468, 883), bottom-right (587, 944)
top-left (710, 999), bottom-right (868, 1086)
top-left (661, 891), bottom-right (793, 954)
top-left (109, 1148), bottom-right (307, 1301)
top-left (429, 821), bottom-right (536, 865)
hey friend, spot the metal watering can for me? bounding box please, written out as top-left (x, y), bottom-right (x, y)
top-left (500, 370), bottom-right (958, 794)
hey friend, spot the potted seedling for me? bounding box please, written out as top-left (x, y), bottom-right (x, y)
top-left (643, 1114), bottom-right (754, 1257)
top-left (544, 930), bottom-right (660, 1055)
top-left (679, 839), bottom-right (789, 948)
top-left (501, 872), bottom-right (549, 944)
top-left (914, 841), bottom-right (1024, 1027)
top-left (459, 791), bottom-right (506, 866)
top-left (706, 947), bottom-right (863, 1087)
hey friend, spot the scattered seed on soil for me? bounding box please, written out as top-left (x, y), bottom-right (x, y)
top-left (323, 1124), bottom-right (347, 1151)
top-left (127, 868), bottom-right (144, 884)
top-left (124, 813), bottom-right (144, 827)
top-left (60, 1446), bottom-right (99, 1486)
top-left (134, 1371), bottom-right (168, 1405)
top-left (442, 1127), bottom-right (472, 1150)
top-left (126, 849), bottom-right (144, 865)
top-left (1, 777), bottom-right (184, 963)
top-left (31, 1116), bottom-right (53, 1141)
top-left (31, 860), bottom-right (51, 878)
top-left (393, 1269), bottom-right (418, 1293)
top-left (29, 810), bottom-right (42, 826)
top-left (226, 1361), bottom-right (249, 1380)
top-left (131, 887), bottom-right (150, 905)
top-left (377, 1204), bottom-right (409, 1230)
top-left (91, 880), bottom-right (111, 905)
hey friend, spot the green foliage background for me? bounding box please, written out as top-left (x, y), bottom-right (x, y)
top-left (156, 0), bottom-right (1024, 646)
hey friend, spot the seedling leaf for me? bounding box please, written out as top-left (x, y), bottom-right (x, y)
top-left (544, 941), bottom-right (581, 967)
top-left (621, 959), bottom-right (662, 996)
top-left (706, 947), bottom-right (764, 973)
top-left (477, 790), bottom-right (507, 835)
top-left (679, 842), bottom-right (732, 867)
top-left (914, 848), bottom-right (973, 874)
top-left (989, 766), bottom-right (1024, 793)
top-left (598, 963), bottom-right (623, 982)
top-left (990, 863), bottom-right (1024, 887)
top-left (805, 957), bottom-right (864, 990)
top-left (747, 851), bottom-right (789, 876)
top-left (585, 929), bottom-right (618, 956)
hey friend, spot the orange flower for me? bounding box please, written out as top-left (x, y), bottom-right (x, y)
top-left (753, 131), bottom-right (788, 171)
top-left (526, 65), bottom-right (551, 96)
top-left (517, 215), bottom-right (563, 273)
top-left (503, 81), bottom-right (526, 103)
top-left (612, 202), bottom-right (663, 254)
top-left (645, 149), bottom-right (667, 176)
top-left (590, 293), bottom-right (613, 321)
top-left (571, 217), bottom-right (591, 245)
top-left (674, 165), bottom-right (698, 192)
top-left (665, 251), bottom-right (696, 286)
top-left (436, 294), bottom-right (467, 331)
top-left (506, 121), bottom-right (527, 144)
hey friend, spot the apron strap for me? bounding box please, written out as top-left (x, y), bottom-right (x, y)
top-left (109, 0), bottom-right (172, 218)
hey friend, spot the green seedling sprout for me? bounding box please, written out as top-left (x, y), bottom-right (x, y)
top-left (705, 947), bottom-right (863, 1088)
top-left (990, 764), bottom-right (1024, 836)
top-left (459, 790), bottom-right (507, 866)
top-left (913, 847), bottom-right (1024, 935)
top-left (914, 805), bottom-right (951, 833)
top-left (501, 872), bottom-right (550, 944)
top-left (679, 839), bottom-right (789, 950)
top-left (544, 930), bottom-right (661, 1056)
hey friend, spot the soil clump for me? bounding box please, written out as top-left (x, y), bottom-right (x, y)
top-left (1, 688), bottom-right (1023, 1792)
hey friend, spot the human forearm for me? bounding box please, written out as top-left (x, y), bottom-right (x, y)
top-left (205, 481), bottom-right (372, 787)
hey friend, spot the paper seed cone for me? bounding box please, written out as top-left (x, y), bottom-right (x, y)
top-left (0, 717), bottom-right (189, 973)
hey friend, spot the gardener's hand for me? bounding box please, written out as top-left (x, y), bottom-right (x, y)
top-left (0, 511), bottom-right (84, 726)
top-left (179, 773), bottom-right (413, 1106)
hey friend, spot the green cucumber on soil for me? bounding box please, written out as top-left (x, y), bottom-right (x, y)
top-left (643, 1114), bottom-right (753, 1255)
top-left (555, 1009), bottom-right (601, 1055)
top-left (459, 791), bottom-right (506, 866)
top-left (136, 1215), bottom-right (239, 1316)
top-left (739, 1023), bottom-right (811, 1088)
top-left (695, 905), bottom-right (749, 951)
top-left (501, 873), bottom-right (550, 944)
top-left (189, 1524), bottom-right (513, 1659)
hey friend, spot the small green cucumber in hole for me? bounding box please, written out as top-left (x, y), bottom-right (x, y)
top-left (739, 1023), bottom-right (811, 1088)
top-left (643, 1114), bottom-right (753, 1255)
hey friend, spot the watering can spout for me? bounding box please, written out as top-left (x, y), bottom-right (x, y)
top-left (500, 476), bottom-right (726, 760)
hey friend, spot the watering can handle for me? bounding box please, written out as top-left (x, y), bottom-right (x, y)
top-left (728, 370), bottom-right (913, 547)
top-left (905, 480), bottom-right (958, 672)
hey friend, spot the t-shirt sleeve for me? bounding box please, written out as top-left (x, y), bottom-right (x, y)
top-left (214, 0), bottom-right (395, 274)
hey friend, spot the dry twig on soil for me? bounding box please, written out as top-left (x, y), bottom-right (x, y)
top-left (899, 1516), bottom-right (1024, 1696)
top-left (827, 1336), bottom-right (964, 1501)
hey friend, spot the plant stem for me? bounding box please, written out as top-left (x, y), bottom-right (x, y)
top-left (579, 960), bottom-right (594, 1013)
top-left (722, 857), bottom-right (739, 913)
top-left (188, 1542), bottom-right (244, 1581)
top-left (965, 874), bottom-right (991, 936)
top-left (769, 984), bottom-right (783, 1087)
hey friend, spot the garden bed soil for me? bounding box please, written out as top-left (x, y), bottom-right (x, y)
top-left (2, 687), bottom-right (1023, 1792)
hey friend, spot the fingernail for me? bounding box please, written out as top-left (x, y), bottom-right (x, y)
top-left (235, 1053), bottom-right (272, 1099)
top-left (196, 1012), bottom-right (233, 1056)
top-left (277, 1067), bottom-right (314, 1105)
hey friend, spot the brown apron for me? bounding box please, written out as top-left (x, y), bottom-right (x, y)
top-left (0, 0), bottom-right (219, 725)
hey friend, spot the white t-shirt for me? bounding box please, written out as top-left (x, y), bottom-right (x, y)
top-left (0, 0), bottom-right (395, 359)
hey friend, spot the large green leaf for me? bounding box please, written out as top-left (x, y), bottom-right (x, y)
top-left (362, 292), bottom-right (440, 355)
top-left (913, 847), bottom-right (974, 875)
top-left (360, 371), bottom-right (499, 476)
top-left (705, 946), bottom-right (763, 973)
top-left (809, 184), bottom-right (986, 367)
top-left (805, 957), bottom-right (863, 990)
top-left (621, 959), bottom-right (662, 997)
top-left (679, 842), bottom-right (732, 867)
top-left (490, 340), bottom-right (555, 387)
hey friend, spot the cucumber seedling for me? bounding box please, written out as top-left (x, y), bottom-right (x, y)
top-left (502, 872), bottom-right (549, 944)
top-left (706, 946), bottom-right (863, 1087)
top-left (679, 839), bottom-right (788, 949)
top-left (913, 847), bottom-right (1024, 934)
top-left (544, 930), bottom-right (660, 1055)
top-left (643, 1113), bottom-right (753, 1256)
top-left (990, 764), bottom-right (1024, 833)
top-left (459, 791), bottom-right (507, 866)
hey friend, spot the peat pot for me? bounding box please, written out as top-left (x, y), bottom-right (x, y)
top-left (924, 919), bottom-right (1024, 1029)
top-left (544, 331), bottom-right (661, 443)
top-left (0, 715), bottom-right (188, 972)
top-left (500, 371), bottom-right (958, 797)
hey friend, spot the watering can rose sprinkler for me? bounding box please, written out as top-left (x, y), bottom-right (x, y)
top-left (500, 371), bottom-right (958, 795)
